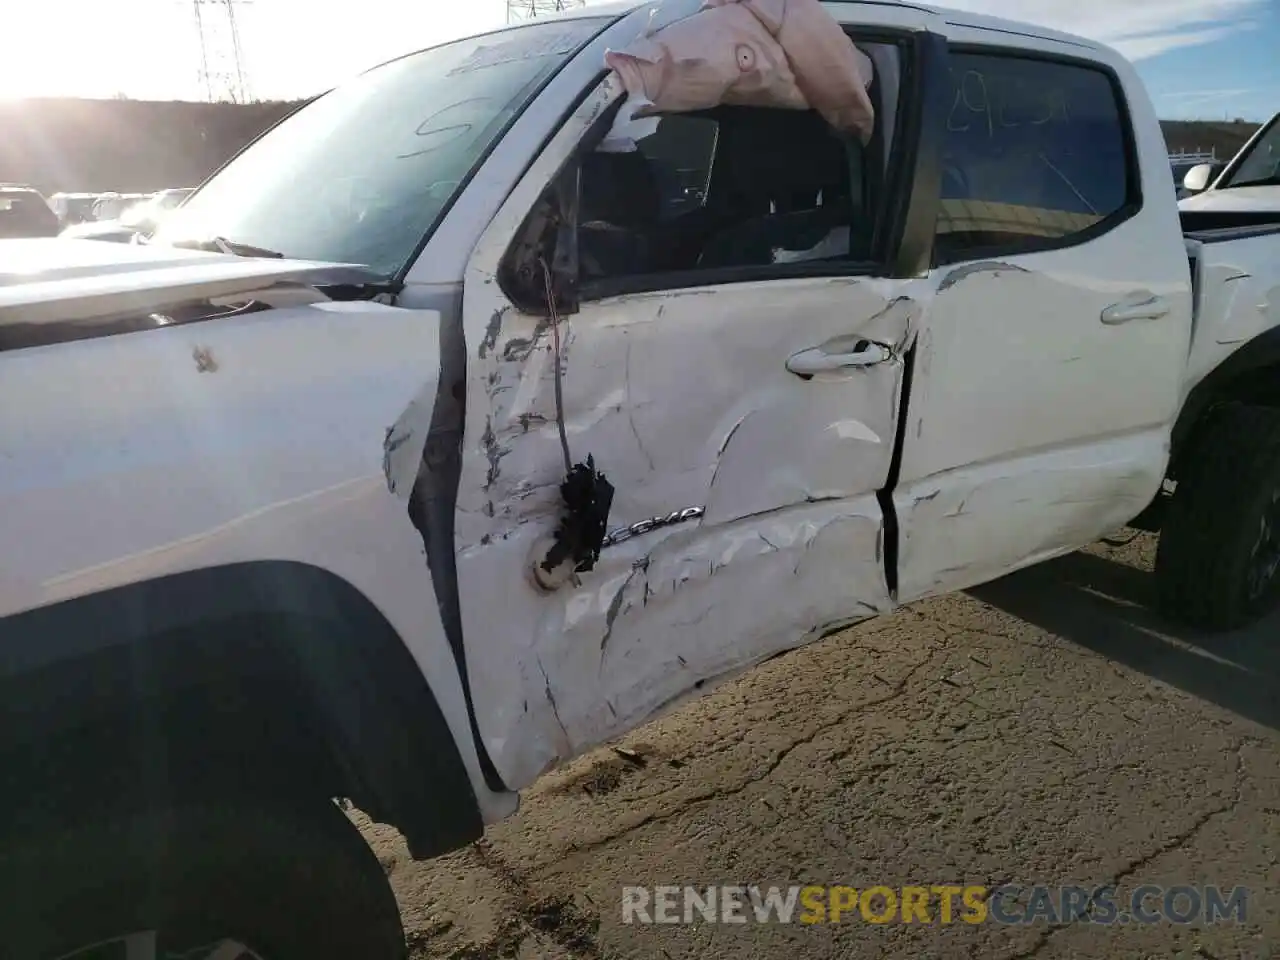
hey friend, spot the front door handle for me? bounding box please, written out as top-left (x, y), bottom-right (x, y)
top-left (1101, 294), bottom-right (1171, 325)
top-left (786, 340), bottom-right (891, 377)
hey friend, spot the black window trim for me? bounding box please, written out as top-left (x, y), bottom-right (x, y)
top-left (572, 25), bottom-right (939, 304)
top-left (942, 21), bottom-right (1095, 50)
top-left (933, 41), bottom-right (1144, 267)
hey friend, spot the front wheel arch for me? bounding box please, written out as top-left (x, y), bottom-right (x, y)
top-left (0, 561), bottom-right (483, 859)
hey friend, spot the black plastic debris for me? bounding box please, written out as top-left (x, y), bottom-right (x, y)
top-left (540, 455), bottom-right (615, 575)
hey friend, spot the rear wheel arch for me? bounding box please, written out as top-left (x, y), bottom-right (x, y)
top-left (0, 560), bottom-right (482, 860)
top-left (1172, 329), bottom-right (1280, 481)
top-left (1156, 403), bottom-right (1280, 629)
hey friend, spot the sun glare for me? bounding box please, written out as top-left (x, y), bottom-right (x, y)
top-left (0, 0), bottom-right (515, 102)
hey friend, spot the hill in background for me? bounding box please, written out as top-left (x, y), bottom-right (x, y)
top-left (0, 98), bottom-right (304, 194)
top-left (1161, 119), bottom-right (1260, 161)
top-left (0, 98), bottom-right (1265, 195)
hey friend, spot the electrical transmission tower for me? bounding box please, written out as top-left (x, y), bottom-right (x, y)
top-left (191, 0), bottom-right (254, 102)
top-left (506, 0), bottom-right (587, 24)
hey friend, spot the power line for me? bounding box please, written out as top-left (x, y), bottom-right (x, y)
top-left (506, 0), bottom-right (587, 25)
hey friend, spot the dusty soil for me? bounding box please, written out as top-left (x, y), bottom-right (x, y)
top-left (358, 533), bottom-right (1280, 959)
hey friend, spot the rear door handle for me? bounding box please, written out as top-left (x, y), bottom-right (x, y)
top-left (1101, 294), bottom-right (1171, 325)
top-left (786, 340), bottom-right (891, 377)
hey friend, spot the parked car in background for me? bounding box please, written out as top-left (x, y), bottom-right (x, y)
top-left (48, 192), bottom-right (102, 227)
top-left (0, 183), bottom-right (59, 238)
top-left (124, 186), bottom-right (195, 233)
top-left (88, 192), bottom-right (125, 221)
top-left (1180, 111), bottom-right (1280, 211)
top-left (62, 187), bottom-right (196, 243)
top-left (89, 191), bottom-right (150, 222)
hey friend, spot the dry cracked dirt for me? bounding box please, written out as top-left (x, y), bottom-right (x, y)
top-left (356, 533), bottom-right (1280, 959)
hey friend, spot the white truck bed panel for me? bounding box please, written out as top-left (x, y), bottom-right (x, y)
top-left (1184, 226), bottom-right (1280, 392)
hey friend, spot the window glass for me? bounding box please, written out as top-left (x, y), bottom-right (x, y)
top-left (936, 52), bottom-right (1133, 262)
top-left (1220, 118), bottom-right (1280, 189)
top-left (635, 115), bottom-right (718, 220)
top-left (576, 105), bottom-right (873, 283)
top-left (152, 18), bottom-right (610, 277)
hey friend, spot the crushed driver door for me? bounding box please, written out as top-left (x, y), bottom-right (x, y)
top-left (452, 77), bottom-right (919, 789)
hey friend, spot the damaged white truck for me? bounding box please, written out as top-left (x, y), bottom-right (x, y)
top-left (3, 0), bottom-right (1280, 956)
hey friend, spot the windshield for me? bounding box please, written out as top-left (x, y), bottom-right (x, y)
top-left (152, 17), bottom-right (610, 276)
top-left (1221, 116), bottom-right (1280, 189)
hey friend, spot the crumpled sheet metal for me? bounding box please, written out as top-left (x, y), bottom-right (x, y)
top-left (603, 0), bottom-right (875, 143)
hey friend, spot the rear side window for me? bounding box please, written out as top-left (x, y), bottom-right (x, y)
top-left (935, 51), bottom-right (1135, 265)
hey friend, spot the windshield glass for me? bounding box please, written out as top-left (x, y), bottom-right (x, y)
top-left (152, 17), bottom-right (610, 276)
top-left (1221, 117), bottom-right (1280, 189)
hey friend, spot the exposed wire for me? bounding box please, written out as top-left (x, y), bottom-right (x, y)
top-left (540, 256), bottom-right (573, 475)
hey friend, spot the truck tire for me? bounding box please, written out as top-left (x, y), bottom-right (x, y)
top-left (1, 799), bottom-right (406, 960)
top-left (1155, 402), bottom-right (1280, 630)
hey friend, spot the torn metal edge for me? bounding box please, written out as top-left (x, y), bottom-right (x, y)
top-left (398, 286), bottom-right (511, 795)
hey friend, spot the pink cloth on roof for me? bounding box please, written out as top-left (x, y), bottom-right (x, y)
top-left (603, 0), bottom-right (875, 143)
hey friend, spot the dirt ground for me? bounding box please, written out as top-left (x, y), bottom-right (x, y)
top-left (358, 533), bottom-right (1280, 959)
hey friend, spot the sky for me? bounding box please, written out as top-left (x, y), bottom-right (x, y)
top-left (0, 0), bottom-right (1275, 120)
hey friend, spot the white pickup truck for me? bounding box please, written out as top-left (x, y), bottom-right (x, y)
top-left (1180, 110), bottom-right (1280, 212)
top-left (3, 1), bottom-right (1280, 956)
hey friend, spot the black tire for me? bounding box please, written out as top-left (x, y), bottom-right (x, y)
top-left (1155, 402), bottom-right (1280, 630)
top-left (0, 799), bottom-right (406, 960)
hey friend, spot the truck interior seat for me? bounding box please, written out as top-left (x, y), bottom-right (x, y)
top-left (577, 150), bottom-right (663, 281)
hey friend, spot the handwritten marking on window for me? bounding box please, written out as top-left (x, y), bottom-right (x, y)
top-left (947, 69), bottom-right (1071, 137)
top-left (398, 97), bottom-right (494, 160)
top-left (448, 31), bottom-right (584, 75)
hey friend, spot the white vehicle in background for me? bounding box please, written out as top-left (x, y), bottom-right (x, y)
top-left (89, 191), bottom-right (150, 222)
top-left (63, 186), bottom-right (196, 243)
top-left (3, 1), bottom-right (1280, 957)
top-left (1179, 111), bottom-right (1280, 212)
top-left (88, 191), bottom-right (126, 220)
top-left (48, 192), bottom-right (103, 226)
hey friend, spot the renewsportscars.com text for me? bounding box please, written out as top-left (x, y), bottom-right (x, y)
top-left (621, 884), bottom-right (1249, 926)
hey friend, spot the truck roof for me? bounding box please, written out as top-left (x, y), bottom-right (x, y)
top-left (546, 0), bottom-right (1102, 53)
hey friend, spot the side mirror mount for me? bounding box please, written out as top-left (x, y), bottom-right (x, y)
top-left (496, 160), bottom-right (581, 315)
top-left (1182, 163), bottom-right (1215, 195)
